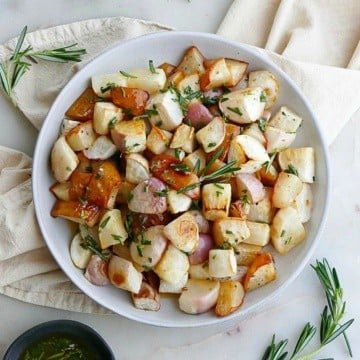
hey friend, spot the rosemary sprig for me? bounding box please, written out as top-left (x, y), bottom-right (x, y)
top-left (0, 26), bottom-right (86, 106)
top-left (80, 235), bottom-right (109, 262)
top-left (177, 148), bottom-right (241, 194)
top-left (261, 258), bottom-right (354, 360)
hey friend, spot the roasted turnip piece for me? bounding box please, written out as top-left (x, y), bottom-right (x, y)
top-left (146, 126), bottom-right (173, 155)
top-left (247, 187), bottom-right (275, 223)
top-left (146, 91), bottom-right (183, 131)
top-left (236, 173), bottom-right (265, 204)
top-left (245, 221), bottom-right (270, 246)
top-left (271, 207), bottom-right (306, 254)
top-left (292, 183), bottom-right (313, 223)
top-left (179, 279), bottom-right (220, 314)
top-left (50, 182), bottom-right (70, 201)
top-left (159, 273), bottom-right (188, 294)
top-left (111, 86), bottom-right (149, 116)
top-left (215, 280), bottom-right (245, 317)
top-left (87, 161), bottom-right (122, 209)
top-left (108, 255), bottom-right (143, 293)
top-left (278, 148), bottom-right (315, 183)
top-left (163, 212), bottom-right (199, 253)
top-left (176, 46), bottom-right (206, 75)
top-left (202, 183), bottom-right (231, 221)
top-left (183, 149), bottom-right (206, 173)
top-left (257, 164), bottom-right (278, 186)
top-left (93, 102), bottom-right (123, 135)
top-left (99, 209), bottom-right (128, 249)
top-left (196, 116), bottom-right (226, 153)
top-left (273, 172), bottom-right (303, 208)
top-left (85, 255), bottom-right (110, 286)
top-left (83, 136), bottom-right (117, 160)
top-left (188, 233), bottom-right (214, 265)
top-left (132, 280), bottom-right (160, 311)
top-left (187, 210), bottom-right (210, 234)
top-left (189, 262), bottom-right (211, 280)
top-left (219, 88), bottom-right (266, 124)
top-left (206, 123), bottom-right (241, 162)
top-left (92, 73), bottom-right (128, 98)
top-left (176, 73), bottom-right (200, 94)
top-left (200, 58), bottom-right (232, 91)
top-left (234, 243), bottom-right (263, 266)
top-left (243, 252), bottom-right (276, 291)
top-left (213, 217), bottom-right (250, 247)
top-left (125, 153), bottom-right (150, 184)
top-left (265, 126), bottom-right (296, 154)
top-left (128, 177), bottom-right (168, 214)
top-left (150, 154), bottom-right (200, 199)
top-left (51, 137), bottom-right (79, 183)
top-left (235, 135), bottom-right (269, 163)
top-left (170, 124), bottom-right (196, 153)
top-left (130, 225), bottom-right (168, 268)
top-left (167, 190), bottom-right (192, 214)
top-left (66, 121), bottom-right (97, 151)
top-left (224, 59), bottom-right (248, 87)
top-left (248, 70), bottom-right (279, 109)
top-left (65, 87), bottom-right (98, 121)
top-left (268, 106), bottom-right (302, 133)
top-left (51, 200), bottom-right (100, 227)
top-left (111, 119), bottom-right (147, 154)
top-left (60, 119), bottom-right (81, 136)
top-left (209, 249), bottom-right (237, 278)
top-left (184, 101), bottom-right (213, 129)
top-left (243, 123), bottom-right (267, 147)
top-left (70, 233), bottom-right (92, 269)
top-left (154, 244), bottom-right (189, 284)
top-left (127, 68), bottom-right (166, 94)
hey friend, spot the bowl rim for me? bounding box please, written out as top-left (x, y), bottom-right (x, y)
top-left (32, 30), bottom-right (331, 327)
top-left (3, 319), bottom-right (115, 359)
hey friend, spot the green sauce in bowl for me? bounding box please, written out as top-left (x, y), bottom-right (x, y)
top-left (19, 333), bottom-right (95, 360)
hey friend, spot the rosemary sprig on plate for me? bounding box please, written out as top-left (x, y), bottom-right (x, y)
top-left (261, 258), bottom-right (354, 360)
top-left (0, 26), bottom-right (86, 106)
top-left (177, 148), bottom-right (241, 193)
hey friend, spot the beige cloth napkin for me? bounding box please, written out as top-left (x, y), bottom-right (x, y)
top-left (1, 1), bottom-right (360, 313)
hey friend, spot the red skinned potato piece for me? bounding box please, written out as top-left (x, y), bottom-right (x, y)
top-left (85, 255), bottom-right (110, 286)
top-left (184, 101), bottom-right (213, 129)
top-left (236, 173), bottom-right (265, 204)
top-left (65, 87), bottom-right (98, 121)
top-left (150, 154), bottom-right (200, 199)
top-left (128, 177), bottom-right (168, 214)
top-left (189, 233), bottom-right (214, 265)
top-left (111, 86), bottom-right (149, 116)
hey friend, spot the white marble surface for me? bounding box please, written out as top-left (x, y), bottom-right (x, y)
top-left (0, 1), bottom-right (359, 359)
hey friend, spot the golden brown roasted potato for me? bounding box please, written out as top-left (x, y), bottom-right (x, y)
top-left (215, 280), bottom-right (245, 316)
top-left (111, 86), bottom-right (149, 116)
top-left (65, 87), bottom-right (98, 121)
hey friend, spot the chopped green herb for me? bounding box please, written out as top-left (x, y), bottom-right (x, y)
top-left (148, 257), bottom-right (153, 263)
top-left (85, 166), bottom-right (93, 173)
top-left (174, 148), bottom-right (181, 160)
top-left (220, 97), bottom-right (229, 103)
top-left (143, 184), bottom-right (149, 193)
top-left (81, 235), bottom-right (109, 262)
top-left (193, 159), bottom-right (201, 175)
top-left (281, 111), bottom-right (286, 116)
top-left (122, 108), bottom-right (133, 116)
top-left (260, 91), bottom-right (267, 102)
top-left (95, 173), bottom-right (102, 179)
top-left (136, 245), bottom-right (144, 257)
top-left (207, 142), bottom-right (217, 148)
top-left (285, 164), bottom-right (299, 176)
top-left (100, 216), bottom-right (111, 229)
top-left (146, 105), bottom-right (159, 116)
top-left (225, 230), bottom-right (233, 235)
top-left (280, 230), bottom-right (286, 237)
top-left (154, 188), bottom-right (168, 197)
top-left (142, 265), bottom-right (153, 271)
top-left (212, 254), bottom-right (217, 260)
top-left (216, 190), bottom-right (222, 197)
top-left (66, 166), bottom-right (71, 171)
top-left (285, 237), bottom-right (292, 245)
top-left (148, 60), bottom-right (158, 74)
top-left (155, 120), bottom-right (163, 127)
top-left (120, 70), bottom-right (137, 78)
top-left (127, 192), bottom-right (134, 203)
top-left (227, 107), bottom-right (243, 116)
top-left (263, 152), bottom-right (277, 174)
top-left (100, 82), bottom-right (115, 94)
top-left (258, 118), bottom-right (267, 132)
top-left (78, 197), bottom-right (87, 206)
top-left (240, 194), bottom-right (250, 206)
top-left (108, 116), bottom-right (118, 129)
top-left (120, 87), bottom-right (125, 97)
top-left (111, 234), bottom-right (123, 242)
top-left (125, 143), bottom-right (140, 152)
top-left (214, 183), bottom-right (224, 189)
top-left (170, 163), bottom-right (190, 173)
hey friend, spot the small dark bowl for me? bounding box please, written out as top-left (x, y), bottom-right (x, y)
top-left (3, 320), bottom-right (115, 360)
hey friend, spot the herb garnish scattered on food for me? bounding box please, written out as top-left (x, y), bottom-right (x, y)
top-left (261, 258), bottom-right (354, 360)
top-left (119, 70), bottom-right (137, 78)
top-left (81, 235), bottom-right (109, 262)
top-left (148, 60), bottom-right (158, 74)
top-left (177, 148), bottom-right (241, 194)
top-left (284, 164), bottom-right (299, 176)
top-left (0, 26), bottom-right (86, 106)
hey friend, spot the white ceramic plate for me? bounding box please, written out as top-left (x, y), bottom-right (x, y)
top-left (33, 32), bottom-right (330, 327)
